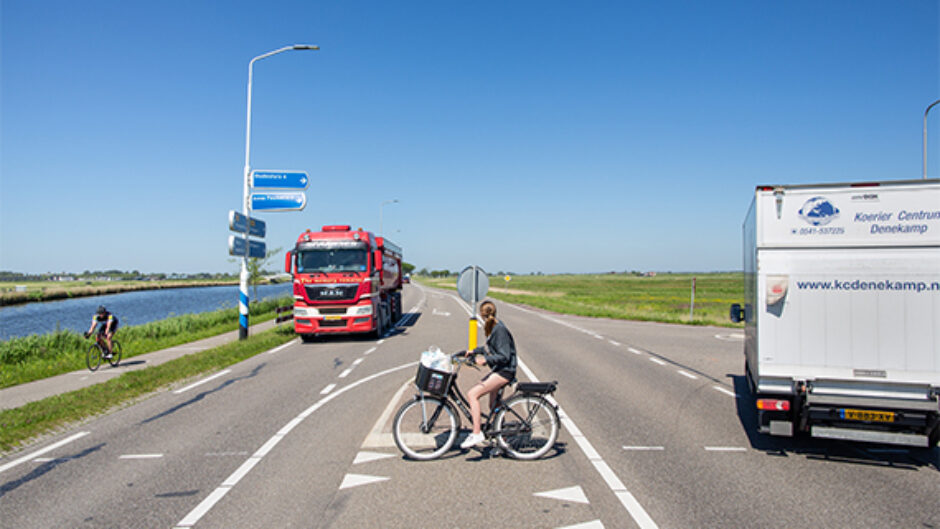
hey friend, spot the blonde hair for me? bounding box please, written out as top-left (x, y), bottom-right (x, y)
top-left (480, 301), bottom-right (497, 336)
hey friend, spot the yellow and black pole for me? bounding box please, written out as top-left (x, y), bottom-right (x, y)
top-left (468, 267), bottom-right (479, 352)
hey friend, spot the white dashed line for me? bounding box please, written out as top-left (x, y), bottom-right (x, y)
top-left (627, 347), bottom-right (643, 355)
top-left (623, 446), bottom-right (665, 451)
top-left (352, 358), bottom-right (364, 366)
top-left (0, 432), bottom-right (90, 474)
top-left (704, 446), bottom-right (747, 452)
top-left (677, 370), bottom-right (698, 380)
top-left (712, 386), bottom-right (738, 398)
top-left (338, 368), bottom-right (353, 378)
top-left (320, 383), bottom-right (336, 395)
top-left (173, 370), bottom-right (232, 394)
top-left (364, 347), bottom-right (377, 355)
top-left (119, 454), bottom-right (163, 460)
top-left (648, 357), bottom-right (666, 366)
top-left (608, 340), bottom-right (621, 346)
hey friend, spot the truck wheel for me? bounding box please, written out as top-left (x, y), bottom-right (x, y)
top-left (929, 424), bottom-right (940, 448)
top-left (301, 334), bottom-right (316, 343)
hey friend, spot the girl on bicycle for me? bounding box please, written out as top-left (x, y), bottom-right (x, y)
top-left (460, 300), bottom-right (517, 449)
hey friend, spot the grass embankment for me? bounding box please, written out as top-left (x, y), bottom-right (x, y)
top-left (419, 273), bottom-right (743, 327)
top-left (0, 324), bottom-right (296, 453)
top-left (0, 279), bottom-right (240, 306)
top-left (0, 296), bottom-right (292, 389)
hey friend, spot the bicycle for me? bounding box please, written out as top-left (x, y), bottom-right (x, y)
top-left (84, 332), bottom-right (122, 372)
top-left (393, 352), bottom-right (560, 461)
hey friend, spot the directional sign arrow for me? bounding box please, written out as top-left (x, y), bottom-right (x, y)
top-left (251, 191), bottom-right (307, 212)
top-left (228, 210), bottom-right (266, 238)
top-left (251, 170), bottom-right (310, 190)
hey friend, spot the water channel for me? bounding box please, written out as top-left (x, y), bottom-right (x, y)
top-left (0, 283), bottom-right (292, 340)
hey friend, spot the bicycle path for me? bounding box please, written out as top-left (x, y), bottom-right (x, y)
top-left (0, 319), bottom-right (285, 411)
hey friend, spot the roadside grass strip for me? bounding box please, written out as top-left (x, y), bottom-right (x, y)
top-left (0, 325), bottom-right (296, 454)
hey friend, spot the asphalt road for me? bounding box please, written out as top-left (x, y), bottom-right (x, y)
top-left (1, 283), bottom-right (937, 528)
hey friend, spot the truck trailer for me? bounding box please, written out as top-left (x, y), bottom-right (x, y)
top-left (285, 225), bottom-right (403, 340)
top-left (730, 179), bottom-right (940, 447)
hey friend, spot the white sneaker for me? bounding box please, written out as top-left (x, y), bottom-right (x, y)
top-left (460, 432), bottom-right (486, 449)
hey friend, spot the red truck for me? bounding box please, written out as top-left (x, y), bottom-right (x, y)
top-left (284, 225), bottom-right (403, 341)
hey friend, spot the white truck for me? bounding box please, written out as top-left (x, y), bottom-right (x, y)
top-left (730, 179), bottom-right (940, 447)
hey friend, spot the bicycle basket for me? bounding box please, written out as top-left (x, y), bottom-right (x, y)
top-left (415, 363), bottom-right (453, 396)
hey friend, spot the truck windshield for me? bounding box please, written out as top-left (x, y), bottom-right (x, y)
top-left (297, 249), bottom-right (368, 273)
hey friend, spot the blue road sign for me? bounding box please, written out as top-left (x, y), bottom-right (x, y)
top-left (228, 210), bottom-right (266, 238)
top-left (228, 235), bottom-right (266, 259)
top-left (251, 170), bottom-right (310, 190)
top-left (251, 191), bottom-right (307, 212)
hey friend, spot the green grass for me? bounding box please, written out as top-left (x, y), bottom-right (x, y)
top-left (0, 296), bottom-right (292, 388)
top-left (0, 325), bottom-right (296, 454)
top-left (419, 273), bottom-right (743, 327)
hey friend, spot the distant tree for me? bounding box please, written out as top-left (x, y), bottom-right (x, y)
top-left (402, 262), bottom-right (416, 275)
top-left (417, 268), bottom-right (428, 276)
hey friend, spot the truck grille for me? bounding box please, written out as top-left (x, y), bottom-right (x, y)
top-left (304, 284), bottom-right (359, 301)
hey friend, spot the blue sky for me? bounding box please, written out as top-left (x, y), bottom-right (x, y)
top-left (2, 1), bottom-right (937, 275)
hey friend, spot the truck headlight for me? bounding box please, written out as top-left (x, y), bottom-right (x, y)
top-left (352, 305), bottom-right (373, 316)
top-left (294, 307), bottom-right (317, 318)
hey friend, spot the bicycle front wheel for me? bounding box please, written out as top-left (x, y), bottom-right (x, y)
top-left (108, 340), bottom-right (122, 367)
top-left (495, 394), bottom-right (559, 460)
top-left (86, 344), bottom-right (102, 372)
top-left (392, 395), bottom-right (459, 460)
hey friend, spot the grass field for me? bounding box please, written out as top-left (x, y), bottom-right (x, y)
top-left (419, 272), bottom-right (743, 327)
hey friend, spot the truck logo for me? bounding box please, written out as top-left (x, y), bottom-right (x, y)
top-left (798, 196), bottom-right (840, 226)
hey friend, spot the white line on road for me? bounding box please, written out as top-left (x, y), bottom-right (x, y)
top-left (173, 370), bottom-right (232, 395)
top-left (0, 431), bottom-right (90, 474)
top-left (704, 446), bottom-right (747, 452)
top-left (627, 347), bottom-right (643, 355)
top-left (119, 454), bottom-right (163, 459)
top-left (352, 358), bottom-right (364, 366)
top-left (677, 370), bottom-right (698, 380)
top-left (338, 368), bottom-right (353, 378)
top-left (648, 357), bottom-right (666, 366)
top-left (364, 347), bottom-right (377, 355)
top-left (608, 340), bottom-right (621, 346)
top-left (712, 386), bottom-right (738, 398)
top-left (265, 339), bottom-right (298, 355)
top-left (623, 446), bottom-right (665, 451)
top-left (175, 362), bottom-right (416, 528)
top-left (320, 383), bottom-right (336, 395)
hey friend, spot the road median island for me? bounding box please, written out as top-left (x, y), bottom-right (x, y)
top-left (0, 325), bottom-right (296, 455)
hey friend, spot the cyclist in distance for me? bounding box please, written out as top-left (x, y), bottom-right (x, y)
top-left (85, 305), bottom-right (119, 357)
top-left (460, 300), bottom-right (517, 449)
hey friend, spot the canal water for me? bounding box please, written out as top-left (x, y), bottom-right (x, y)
top-left (0, 283), bottom-right (292, 340)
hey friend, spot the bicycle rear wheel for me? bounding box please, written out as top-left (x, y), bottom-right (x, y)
top-left (392, 395), bottom-right (459, 460)
top-left (86, 344), bottom-right (102, 372)
top-left (495, 394), bottom-right (559, 460)
top-left (108, 340), bottom-right (122, 367)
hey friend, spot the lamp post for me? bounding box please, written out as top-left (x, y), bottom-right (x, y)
top-left (239, 44), bottom-right (318, 340)
top-left (923, 99), bottom-right (940, 180)
top-left (380, 199), bottom-right (399, 236)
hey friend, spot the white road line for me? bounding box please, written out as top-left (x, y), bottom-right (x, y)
top-left (338, 368), bottom-right (353, 378)
top-left (364, 347), bottom-right (377, 355)
top-left (704, 446), bottom-right (747, 452)
top-left (265, 339), bottom-right (298, 355)
top-left (320, 383), bottom-right (336, 395)
top-left (677, 370), bottom-right (698, 380)
top-left (0, 431), bottom-right (90, 474)
top-left (352, 358), bottom-right (364, 366)
top-left (119, 454), bottom-right (163, 459)
top-left (623, 446), bottom-right (665, 451)
top-left (627, 347), bottom-right (643, 355)
top-left (608, 340), bottom-right (621, 346)
top-left (377, 339), bottom-right (385, 345)
top-left (173, 370), bottom-right (232, 395)
top-left (175, 362), bottom-right (416, 529)
top-left (648, 357), bottom-right (666, 366)
top-left (712, 386), bottom-right (738, 398)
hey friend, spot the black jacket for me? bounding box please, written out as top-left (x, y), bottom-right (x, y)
top-left (472, 321), bottom-right (517, 374)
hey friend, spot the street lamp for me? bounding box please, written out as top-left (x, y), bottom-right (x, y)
top-left (239, 44), bottom-right (318, 340)
top-left (380, 199), bottom-right (399, 236)
top-left (923, 99), bottom-right (940, 179)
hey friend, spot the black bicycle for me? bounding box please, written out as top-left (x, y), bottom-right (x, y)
top-left (85, 332), bottom-right (122, 372)
top-left (393, 352), bottom-right (560, 461)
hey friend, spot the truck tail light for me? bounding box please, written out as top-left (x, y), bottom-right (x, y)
top-left (757, 399), bottom-right (790, 411)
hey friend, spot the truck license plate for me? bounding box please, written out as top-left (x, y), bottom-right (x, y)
top-left (324, 315), bottom-right (342, 321)
top-left (841, 408), bottom-right (895, 423)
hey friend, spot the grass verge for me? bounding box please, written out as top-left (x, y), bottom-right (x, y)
top-left (1, 296), bottom-right (292, 388)
top-left (0, 324), bottom-right (296, 454)
top-left (418, 272), bottom-right (743, 327)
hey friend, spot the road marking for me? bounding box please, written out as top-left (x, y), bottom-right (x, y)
top-left (377, 339), bottom-right (386, 345)
top-left (592, 334), bottom-right (604, 340)
top-left (364, 347), bottom-right (377, 355)
top-left (704, 446), bottom-right (747, 452)
top-left (623, 446), bottom-right (665, 451)
top-left (627, 347), bottom-right (643, 355)
top-left (173, 370), bottom-right (232, 394)
top-left (714, 333), bottom-right (745, 342)
top-left (175, 362), bottom-right (415, 528)
top-left (534, 485), bottom-right (590, 504)
top-left (265, 339), bottom-right (298, 355)
top-left (353, 358), bottom-right (364, 366)
top-left (648, 357), bottom-right (666, 366)
top-left (0, 431), bottom-right (90, 474)
top-left (320, 383), bottom-right (336, 395)
top-left (677, 370), bottom-right (698, 380)
top-left (353, 451), bottom-right (395, 465)
top-left (712, 386), bottom-right (738, 398)
top-left (119, 454), bottom-right (163, 459)
top-left (362, 379), bottom-right (414, 448)
top-left (340, 473), bottom-right (389, 489)
top-left (339, 368), bottom-right (353, 378)
top-left (558, 521), bottom-right (605, 529)
top-left (608, 340), bottom-right (621, 346)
